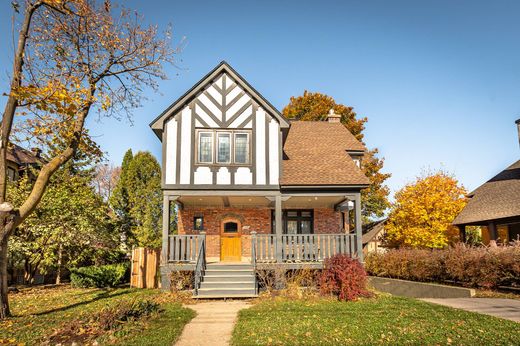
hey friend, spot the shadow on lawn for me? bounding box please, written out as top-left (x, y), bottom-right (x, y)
top-left (32, 288), bottom-right (133, 317)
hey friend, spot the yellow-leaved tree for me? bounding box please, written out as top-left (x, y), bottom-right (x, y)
top-left (385, 170), bottom-right (467, 249)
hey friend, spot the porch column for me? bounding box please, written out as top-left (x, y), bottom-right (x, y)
top-left (354, 193), bottom-right (363, 263)
top-left (275, 194), bottom-right (283, 263)
top-left (457, 225), bottom-right (466, 243)
top-left (488, 221), bottom-right (498, 246)
top-left (161, 194), bottom-right (170, 265)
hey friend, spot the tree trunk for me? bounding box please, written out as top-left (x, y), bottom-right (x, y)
top-left (55, 244), bottom-right (62, 285)
top-left (0, 237), bottom-right (10, 319)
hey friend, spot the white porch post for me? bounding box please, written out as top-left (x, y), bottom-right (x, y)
top-left (275, 194), bottom-right (283, 263)
top-left (161, 194), bottom-right (170, 265)
top-left (354, 192), bottom-right (364, 263)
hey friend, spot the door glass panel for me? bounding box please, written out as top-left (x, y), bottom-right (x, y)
top-left (287, 221), bottom-right (298, 234)
top-left (301, 221), bottom-right (312, 234)
top-left (224, 222), bottom-right (238, 233)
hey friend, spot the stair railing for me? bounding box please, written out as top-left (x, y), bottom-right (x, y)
top-left (193, 232), bottom-right (206, 295)
top-left (251, 231), bottom-right (258, 294)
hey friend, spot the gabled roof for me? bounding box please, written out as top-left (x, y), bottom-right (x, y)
top-left (7, 143), bottom-right (42, 166)
top-left (149, 61), bottom-right (290, 138)
top-left (453, 159), bottom-right (520, 225)
top-left (362, 219), bottom-right (386, 245)
top-left (281, 121), bottom-right (369, 187)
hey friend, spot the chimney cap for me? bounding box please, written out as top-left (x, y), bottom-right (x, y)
top-left (515, 118), bottom-right (520, 124)
top-left (327, 108), bottom-right (341, 122)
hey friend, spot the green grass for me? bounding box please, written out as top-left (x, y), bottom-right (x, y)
top-left (0, 286), bottom-right (194, 345)
top-left (231, 296), bottom-right (520, 345)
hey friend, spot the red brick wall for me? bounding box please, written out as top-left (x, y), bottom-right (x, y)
top-left (314, 208), bottom-right (342, 233)
top-left (177, 207), bottom-right (342, 259)
top-left (178, 207), bottom-right (271, 259)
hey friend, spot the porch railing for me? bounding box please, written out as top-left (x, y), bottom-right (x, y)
top-left (193, 234), bottom-right (206, 294)
top-left (251, 233), bottom-right (358, 263)
top-left (167, 234), bottom-right (205, 262)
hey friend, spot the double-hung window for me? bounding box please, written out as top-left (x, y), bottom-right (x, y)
top-left (234, 133), bottom-right (249, 164)
top-left (217, 132), bottom-right (231, 164)
top-left (198, 132), bottom-right (213, 163)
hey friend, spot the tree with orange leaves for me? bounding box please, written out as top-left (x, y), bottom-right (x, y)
top-left (385, 170), bottom-right (467, 249)
top-left (0, 0), bottom-right (176, 318)
top-left (283, 91), bottom-right (391, 223)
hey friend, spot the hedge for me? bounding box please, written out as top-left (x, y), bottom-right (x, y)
top-left (70, 263), bottom-right (130, 288)
top-left (365, 243), bottom-right (520, 289)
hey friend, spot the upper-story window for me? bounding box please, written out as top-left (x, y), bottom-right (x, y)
top-left (196, 130), bottom-right (251, 165)
top-left (234, 133), bottom-right (249, 164)
top-left (198, 132), bottom-right (213, 163)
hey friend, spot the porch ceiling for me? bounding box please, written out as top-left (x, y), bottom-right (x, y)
top-left (178, 196), bottom-right (271, 208)
top-left (282, 196), bottom-right (346, 209)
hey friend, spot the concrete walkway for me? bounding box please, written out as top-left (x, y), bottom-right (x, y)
top-left (175, 301), bottom-right (250, 346)
top-left (422, 298), bottom-right (520, 322)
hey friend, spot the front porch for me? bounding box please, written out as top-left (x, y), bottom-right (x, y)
top-left (160, 191), bottom-right (363, 292)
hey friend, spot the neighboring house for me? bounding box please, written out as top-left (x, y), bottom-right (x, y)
top-left (6, 143), bottom-right (42, 182)
top-left (150, 62), bottom-right (370, 296)
top-left (362, 219), bottom-right (387, 255)
top-left (453, 119), bottom-right (520, 245)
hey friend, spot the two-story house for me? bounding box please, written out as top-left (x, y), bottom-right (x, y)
top-left (150, 62), bottom-right (369, 297)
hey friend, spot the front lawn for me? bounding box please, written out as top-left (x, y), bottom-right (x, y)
top-left (0, 286), bottom-right (195, 345)
top-left (232, 296), bottom-right (520, 345)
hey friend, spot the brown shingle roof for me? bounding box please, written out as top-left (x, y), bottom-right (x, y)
top-left (453, 159), bottom-right (520, 225)
top-left (7, 144), bottom-right (41, 166)
top-left (281, 121), bottom-right (369, 186)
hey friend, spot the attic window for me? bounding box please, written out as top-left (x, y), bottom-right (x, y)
top-left (352, 157), bottom-right (361, 168)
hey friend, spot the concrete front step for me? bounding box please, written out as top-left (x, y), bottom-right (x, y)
top-left (206, 264), bottom-right (253, 270)
top-left (204, 269), bottom-right (255, 276)
top-left (203, 275), bottom-right (255, 283)
top-left (197, 288), bottom-right (257, 296)
top-left (200, 281), bottom-right (256, 289)
top-left (193, 293), bottom-right (258, 299)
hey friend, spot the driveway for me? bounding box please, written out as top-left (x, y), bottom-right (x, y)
top-left (422, 298), bottom-right (520, 322)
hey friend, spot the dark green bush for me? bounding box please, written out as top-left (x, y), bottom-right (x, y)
top-left (70, 262), bottom-right (129, 288)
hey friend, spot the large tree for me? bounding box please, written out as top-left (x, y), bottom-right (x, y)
top-left (0, 0), bottom-right (174, 318)
top-left (282, 91), bottom-right (391, 222)
top-left (384, 170), bottom-right (467, 249)
top-left (110, 150), bottom-right (162, 248)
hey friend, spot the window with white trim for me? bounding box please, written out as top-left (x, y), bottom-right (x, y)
top-left (198, 132), bottom-right (213, 163)
top-left (217, 132), bottom-right (231, 163)
top-left (234, 132), bottom-right (249, 164)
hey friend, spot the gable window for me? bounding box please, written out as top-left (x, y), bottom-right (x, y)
top-left (198, 132), bottom-right (213, 163)
top-left (217, 132), bottom-right (231, 163)
top-left (234, 133), bottom-right (249, 164)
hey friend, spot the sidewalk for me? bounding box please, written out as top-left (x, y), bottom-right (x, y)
top-left (422, 298), bottom-right (520, 322)
top-left (175, 301), bottom-right (250, 346)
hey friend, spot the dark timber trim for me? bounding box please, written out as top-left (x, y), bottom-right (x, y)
top-left (149, 61), bottom-right (290, 138)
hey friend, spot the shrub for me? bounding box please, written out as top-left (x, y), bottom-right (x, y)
top-left (170, 271), bottom-right (194, 292)
top-left (70, 262), bottom-right (129, 288)
top-left (319, 254), bottom-right (372, 301)
top-left (365, 242), bottom-right (520, 289)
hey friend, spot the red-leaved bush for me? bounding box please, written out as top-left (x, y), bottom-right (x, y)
top-left (365, 242), bottom-right (520, 289)
top-left (319, 254), bottom-right (372, 301)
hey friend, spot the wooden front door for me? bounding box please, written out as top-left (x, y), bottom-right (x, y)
top-left (220, 220), bottom-right (241, 262)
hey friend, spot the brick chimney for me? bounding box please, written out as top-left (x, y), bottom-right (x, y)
top-left (516, 118), bottom-right (520, 149)
top-left (327, 109), bottom-right (341, 123)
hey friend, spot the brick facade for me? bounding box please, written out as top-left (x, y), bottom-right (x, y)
top-left (177, 207), bottom-right (343, 260)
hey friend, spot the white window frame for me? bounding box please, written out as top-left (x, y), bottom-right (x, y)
top-left (233, 132), bottom-right (250, 165)
top-left (216, 131), bottom-right (232, 164)
top-left (197, 131), bottom-right (214, 164)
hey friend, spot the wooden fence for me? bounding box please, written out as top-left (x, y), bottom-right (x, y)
top-left (130, 247), bottom-right (160, 288)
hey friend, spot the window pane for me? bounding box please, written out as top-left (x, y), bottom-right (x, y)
top-left (287, 211), bottom-right (298, 217)
top-left (300, 221), bottom-right (312, 234)
top-left (224, 222), bottom-right (238, 233)
top-left (217, 133), bottom-right (231, 163)
top-left (198, 133), bottom-right (213, 163)
top-left (301, 211), bottom-right (312, 218)
top-left (234, 133), bottom-right (249, 164)
top-left (287, 221), bottom-right (298, 234)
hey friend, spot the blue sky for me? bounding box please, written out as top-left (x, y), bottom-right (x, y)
top-left (1, 0), bottom-right (519, 195)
